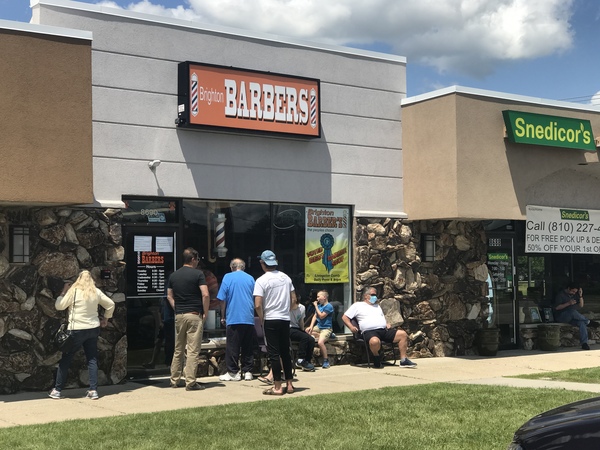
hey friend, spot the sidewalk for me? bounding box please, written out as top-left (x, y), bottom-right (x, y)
top-left (1, 348), bottom-right (600, 428)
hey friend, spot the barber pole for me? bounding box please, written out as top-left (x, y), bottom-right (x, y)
top-left (214, 213), bottom-right (228, 258)
top-left (191, 72), bottom-right (199, 117)
top-left (310, 88), bottom-right (317, 129)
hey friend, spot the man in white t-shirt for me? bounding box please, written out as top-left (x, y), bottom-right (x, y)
top-left (343, 286), bottom-right (417, 369)
top-left (254, 250), bottom-right (296, 395)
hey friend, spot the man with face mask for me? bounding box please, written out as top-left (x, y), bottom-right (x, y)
top-left (342, 286), bottom-right (417, 369)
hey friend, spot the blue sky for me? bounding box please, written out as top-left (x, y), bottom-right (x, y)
top-left (2, 0), bottom-right (599, 104)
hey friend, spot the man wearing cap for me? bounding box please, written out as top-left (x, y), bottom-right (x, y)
top-left (167, 247), bottom-right (210, 391)
top-left (343, 286), bottom-right (417, 369)
top-left (254, 250), bottom-right (296, 395)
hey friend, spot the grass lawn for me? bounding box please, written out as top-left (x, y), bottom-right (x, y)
top-left (511, 365), bottom-right (600, 383)
top-left (0, 383), bottom-right (595, 450)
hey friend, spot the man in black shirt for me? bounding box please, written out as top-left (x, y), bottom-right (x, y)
top-left (167, 248), bottom-right (209, 390)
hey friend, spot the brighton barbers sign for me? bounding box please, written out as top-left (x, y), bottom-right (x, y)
top-left (177, 62), bottom-right (320, 137)
top-left (503, 110), bottom-right (596, 151)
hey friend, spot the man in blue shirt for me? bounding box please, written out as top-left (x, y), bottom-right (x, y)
top-left (306, 290), bottom-right (334, 369)
top-left (218, 258), bottom-right (256, 381)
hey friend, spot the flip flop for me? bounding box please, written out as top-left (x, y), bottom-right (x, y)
top-left (282, 386), bottom-right (295, 394)
top-left (258, 376), bottom-right (273, 385)
top-left (262, 387), bottom-right (285, 396)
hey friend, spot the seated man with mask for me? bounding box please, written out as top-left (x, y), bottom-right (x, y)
top-left (342, 286), bottom-right (417, 369)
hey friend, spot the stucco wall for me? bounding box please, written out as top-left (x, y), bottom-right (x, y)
top-left (33, 1), bottom-right (406, 216)
top-left (403, 89), bottom-right (600, 220)
top-left (0, 27), bottom-right (92, 205)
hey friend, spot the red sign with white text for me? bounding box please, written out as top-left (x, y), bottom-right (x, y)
top-left (178, 62), bottom-right (320, 137)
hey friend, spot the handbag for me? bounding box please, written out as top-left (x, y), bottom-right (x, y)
top-left (54, 289), bottom-right (76, 353)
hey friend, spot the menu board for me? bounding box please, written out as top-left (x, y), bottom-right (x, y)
top-left (127, 233), bottom-right (176, 297)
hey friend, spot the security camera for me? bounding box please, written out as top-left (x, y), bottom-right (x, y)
top-left (148, 160), bottom-right (161, 169)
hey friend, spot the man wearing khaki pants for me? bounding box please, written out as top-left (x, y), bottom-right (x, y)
top-left (167, 247), bottom-right (210, 390)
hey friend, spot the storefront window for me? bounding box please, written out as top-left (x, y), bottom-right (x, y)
top-left (516, 255), bottom-right (547, 323)
top-left (181, 200), bottom-right (352, 333)
top-left (567, 255), bottom-right (600, 315)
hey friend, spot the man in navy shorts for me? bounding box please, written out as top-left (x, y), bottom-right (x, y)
top-left (343, 286), bottom-right (417, 369)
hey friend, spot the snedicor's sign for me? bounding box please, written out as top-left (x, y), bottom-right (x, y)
top-left (177, 62), bottom-right (320, 137)
top-left (503, 110), bottom-right (596, 152)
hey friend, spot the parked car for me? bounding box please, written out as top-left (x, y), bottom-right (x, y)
top-left (507, 396), bottom-right (600, 449)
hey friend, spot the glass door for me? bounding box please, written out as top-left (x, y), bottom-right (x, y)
top-left (487, 236), bottom-right (517, 348)
top-left (124, 226), bottom-right (178, 374)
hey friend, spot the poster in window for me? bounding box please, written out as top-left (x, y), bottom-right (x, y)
top-left (304, 207), bottom-right (349, 284)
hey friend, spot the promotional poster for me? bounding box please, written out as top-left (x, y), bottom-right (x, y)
top-left (304, 207), bottom-right (349, 283)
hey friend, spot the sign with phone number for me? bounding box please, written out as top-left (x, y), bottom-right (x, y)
top-left (526, 205), bottom-right (600, 254)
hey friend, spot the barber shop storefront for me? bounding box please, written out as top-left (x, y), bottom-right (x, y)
top-left (29, 0), bottom-right (405, 380)
top-left (123, 198), bottom-right (353, 369)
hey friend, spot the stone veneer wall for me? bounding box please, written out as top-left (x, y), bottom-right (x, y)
top-left (353, 218), bottom-right (489, 360)
top-left (0, 207), bottom-right (126, 394)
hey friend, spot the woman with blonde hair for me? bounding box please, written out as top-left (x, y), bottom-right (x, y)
top-left (49, 270), bottom-right (115, 400)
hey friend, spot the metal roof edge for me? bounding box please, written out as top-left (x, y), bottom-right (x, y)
top-left (32, 0), bottom-right (406, 64)
top-left (0, 17), bottom-right (92, 40)
top-left (402, 85), bottom-right (600, 113)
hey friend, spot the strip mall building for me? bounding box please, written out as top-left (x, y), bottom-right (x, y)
top-left (0, 0), bottom-right (599, 392)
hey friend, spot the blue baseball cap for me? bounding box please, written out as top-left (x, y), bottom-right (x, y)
top-left (259, 250), bottom-right (278, 266)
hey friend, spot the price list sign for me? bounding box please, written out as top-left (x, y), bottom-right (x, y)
top-left (526, 205), bottom-right (600, 254)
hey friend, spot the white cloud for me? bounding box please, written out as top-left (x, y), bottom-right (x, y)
top-left (96, 0), bottom-right (575, 79)
top-left (592, 91), bottom-right (600, 106)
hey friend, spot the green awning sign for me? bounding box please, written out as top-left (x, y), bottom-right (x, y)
top-left (503, 110), bottom-right (596, 152)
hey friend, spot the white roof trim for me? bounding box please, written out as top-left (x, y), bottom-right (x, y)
top-left (355, 210), bottom-right (408, 219)
top-left (402, 85), bottom-right (600, 113)
top-left (31, 0), bottom-right (406, 64)
top-left (0, 17), bottom-right (92, 40)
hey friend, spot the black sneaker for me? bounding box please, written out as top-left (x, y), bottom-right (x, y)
top-left (300, 360), bottom-right (315, 372)
top-left (588, 320), bottom-right (600, 328)
top-left (185, 382), bottom-right (205, 391)
top-left (582, 343), bottom-right (591, 350)
top-left (372, 356), bottom-right (382, 369)
top-left (399, 358), bottom-right (418, 368)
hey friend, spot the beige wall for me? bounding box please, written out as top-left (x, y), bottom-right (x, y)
top-left (404, 91), bottom-right (600, 220)
top-left (0, 29), bottom-right (93, 205)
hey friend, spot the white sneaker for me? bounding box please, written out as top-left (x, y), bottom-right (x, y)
top-left (219, 372), bottom-right (241, 381)
top-left (244, 372), bottom-right (253, 381)
top-left (85, 390), bottom-right (99, 400)
top-left (48, 388), bottom-right (62, 399)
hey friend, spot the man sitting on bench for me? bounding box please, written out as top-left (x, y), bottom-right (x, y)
top-left (342, 286), bottom-right (417, 369)
top-left (554, 283), bottom-right (600, 351)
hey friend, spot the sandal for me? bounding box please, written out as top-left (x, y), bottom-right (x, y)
top-left (258, 376), bottom-right (273, 385)
top-left (262, 387), bottom-right (285, 396)
top-left (282, 385), bottom-right (295, 394)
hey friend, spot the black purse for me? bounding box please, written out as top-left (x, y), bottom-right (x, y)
top-left (54, 289), bottom-right (76, 353)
